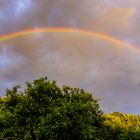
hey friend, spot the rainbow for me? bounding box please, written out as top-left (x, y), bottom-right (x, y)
top-left (0, 27), bottom-right (139, 53)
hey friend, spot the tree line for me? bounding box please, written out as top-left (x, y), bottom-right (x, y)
top-left (0, 77), bottom-right (140, 140)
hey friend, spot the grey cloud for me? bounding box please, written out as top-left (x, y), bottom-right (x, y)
top-left (0, 0), bottom-right (140, 113)
top-left (0, 32), bottom-right (140, 113)
top-left (0, 0), bottom-right (137, 36)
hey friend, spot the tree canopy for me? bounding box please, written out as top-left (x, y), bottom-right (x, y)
top-left (0, 77), bottom-right (140, 140)
top-left (0, 77), bottom-right (102, 140)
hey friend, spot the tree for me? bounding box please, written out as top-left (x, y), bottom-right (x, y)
top-left (0, 77), bottom-right (103, 140)
top-left (99, 112), bottom-right (140, 140)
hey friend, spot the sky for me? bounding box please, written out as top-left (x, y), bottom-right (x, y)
top-left (0, 0), bottom-right (140, 114)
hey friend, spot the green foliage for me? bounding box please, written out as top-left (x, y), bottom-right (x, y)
top-left (1, 77), bottom-right (140, 140)
top-left (98, 112), bottom-right (140, 140)
top-left (0, 77), bottom-right (102, 140)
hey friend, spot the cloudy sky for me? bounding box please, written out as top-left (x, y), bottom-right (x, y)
top-left (0, 0), bottom-right (140, 114)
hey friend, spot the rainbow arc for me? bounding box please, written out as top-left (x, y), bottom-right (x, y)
top-left (0, 27), bottom-right (139, 53)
